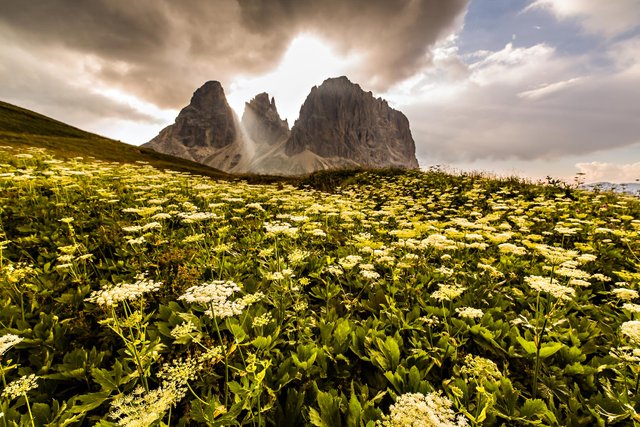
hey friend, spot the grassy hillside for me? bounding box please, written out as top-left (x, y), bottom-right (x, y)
top-left (0, 100), bottom-right (231, 178)
top-left (1, 144), bottom-right (639, 426)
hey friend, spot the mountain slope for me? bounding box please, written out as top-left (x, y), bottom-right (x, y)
top-left (0, 100), bottom-right (229, 178)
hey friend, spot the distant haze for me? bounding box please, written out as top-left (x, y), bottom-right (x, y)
top-left (1, 0), bottom-right (639, 183)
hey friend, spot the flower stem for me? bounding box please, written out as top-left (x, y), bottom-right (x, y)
top-left (24, 394), bottom-right (35, 427)
top-left (213, 316), bottom-right (228, 407)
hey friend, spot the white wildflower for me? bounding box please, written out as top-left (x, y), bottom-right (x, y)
top-left (525, 275), bottom-right (575, 301)
top-left (377, 391), bottom-right (468, 427)
top-left (622, 303), bottom-right (640, 314)
top-left (456, 307), bottom-right (484, 320)
top-left (612, 288), bottom-right (639, 301)
top-left (2, 374), bottom-right (39, 400)
top-left (620, 321), bottom-right (640, 345)
top-left (86, 274), bottom-right (162, 307)
top-left (252, 313), bottom-right (273, 328)
top-left (431, 284), bottom-right (466, 302)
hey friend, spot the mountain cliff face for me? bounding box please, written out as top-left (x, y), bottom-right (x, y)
top-left (145, 77), bottom-right (419, 175)
top-left (241, 93), bottom-right (290, 146)
top-left (285, 77), bottom-right (419, 169)
top-left (143, 81), bottom-right (248, 172)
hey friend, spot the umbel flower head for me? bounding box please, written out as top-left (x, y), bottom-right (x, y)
top-left (431, 284), bottom-right (466, 302)
top-left (377, 391), bottom-right (468, 427)
top-left (620, 320), bottom-right (640, 345)
top-left (179, 280), bottom-right (261, 319)
top-left (2, 374), bottom-right (39, 400)
top-left (460, 354), bottom-right (502, 383)
top-left (109, 384), bottom-right (186, 427)
top-left (85, 273), bottom-right (162, 307)
top-left (524, 275), bottom-right (575, 301)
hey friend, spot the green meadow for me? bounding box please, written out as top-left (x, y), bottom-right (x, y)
top-left (1, 142), bottom-right (639, 426)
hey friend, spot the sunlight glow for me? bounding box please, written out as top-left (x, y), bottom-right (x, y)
top-left (90, 87), bottom-right (178, 144)
top-left (227, 34), bottom-right (361, 123)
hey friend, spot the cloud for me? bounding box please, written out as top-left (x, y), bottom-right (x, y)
top-left (237, 0), bottom-right (468, 91)
top-left (391, 36), bottom-right (640, 165)
top-left (0, 0), bottom-right (469, 110)
top-left (575, 161), bottom-right (640, 183)
top-left (518, 77), bottom-right (584, 100)
top-left (0, 32), bottom-right (164, 128)
top-left (526, 0), bottom-right (640, 37)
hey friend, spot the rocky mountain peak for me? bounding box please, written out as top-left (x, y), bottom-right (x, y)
top-left (142, 81), bottom-right (246, 172)
top-left (241, 92), bottom-right (289, 146)
top-left (144, 76), bottom-right (419, 175)
top-left (285, 76), bottom-right (419, 169)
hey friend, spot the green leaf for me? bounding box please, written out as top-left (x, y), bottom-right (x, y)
top-left (251, 335), bottom-right (272, 350)
top-left (227, 319), bottom-right (247, 343)
top-left (538, 342), bottom-right (563, 359)
top-left (316, 390), bottom-right (342, 427)
top-left (309, 408), bottom-right (323, 427)
top-left (346, 392), bottom-right (362, 427)
top-left (520, 398), bottom-right (548, 419)
top-left (68, 391), bottom-right (111, 415)
top-left (516, 336), bottom-right (537, 355)
top-left (334, 319), bottom-right (351, 347)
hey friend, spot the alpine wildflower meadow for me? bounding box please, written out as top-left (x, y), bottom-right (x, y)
top-left (0, 145), bottom-right (639, 425)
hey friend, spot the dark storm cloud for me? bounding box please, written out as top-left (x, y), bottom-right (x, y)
top-left (237, 0), bottom-right (469, 90)
top-left (0, 0), bottom-right (468, 109)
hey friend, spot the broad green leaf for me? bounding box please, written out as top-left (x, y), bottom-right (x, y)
top-left (516, 336), bottom-right (537, 355)
top-left (520, 398), bottom-right (548, 419)
top-left (539, 342), bottom-right (563, 359)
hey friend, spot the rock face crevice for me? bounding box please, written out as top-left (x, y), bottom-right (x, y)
top-left (144, 76), bottom-right (419, 174)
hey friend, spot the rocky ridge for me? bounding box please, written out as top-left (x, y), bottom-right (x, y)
top-left (144, 77), bottom-right (419, 175)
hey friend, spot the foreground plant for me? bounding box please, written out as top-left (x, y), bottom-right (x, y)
top-left (1, 146), bottom-right (640, 425)
top-left (377, 391), bottom-right (469, 427)
top-left (2, 374), bottom-right (38, 427)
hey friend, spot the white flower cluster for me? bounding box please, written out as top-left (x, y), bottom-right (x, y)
top-left (264, 221), bottom-right (299, 236)
top-left (339, 255), bottom-right (363, 269)
top-left (122, 222), bottom-right (162, 233)
top-left (2, 374), bottom-right (39, 400)
top-left (524, 275), bottom-right (575, 301)
top-left (109, 384), bottom-right (186, 427)
top-left (431, 284), bottom-right (466, 302)
top-left (85, 274), bottom-right (162, 307)
top-left (178, 211), bottom-right (217, 223)
top-left (455, 307), bottom-right (484, 320)
top-left (622, 303), bottom-right (640, 314)
top-left (377, 391), bottom-right (468, 427)
top-left (325, 265), bottom-right (344, 276)
top-left (0, 333), bottom-right (23, 357)
top-left (423, 234), bottom-right (459, 251)
top-left (360, 268), bottom-right (381, 280)
top-left (180, 280), bottom-right (240, 305)
top-left (498, 243), bottom-right (527, 255)
top-left (612, 288), bottom-right (639, 301)
top-left (610, 346), bottom-right (640, 363)
top-left (179, 280), bottom-right (260, 319)
top-left (620, 320), bottom-right (640, 345)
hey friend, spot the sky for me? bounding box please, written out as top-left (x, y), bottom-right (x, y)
top-left (1, 0), bottom-right (639, 183)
